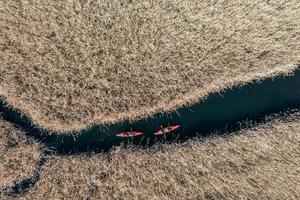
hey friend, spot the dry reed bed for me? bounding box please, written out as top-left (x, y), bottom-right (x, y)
top-left (0, 117), bottom-right (42, 194)
top-left (1, 0), bottom-right (299, 133)
top-left (11, 111), bottom-right (300, 200)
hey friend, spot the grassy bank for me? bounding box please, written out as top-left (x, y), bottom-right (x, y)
top-left (0, 117), bottom-right (42, 194)
top-left (1, 0), bottom-right (299, 132)
top-left (1, 111), bottom-right (297, 199)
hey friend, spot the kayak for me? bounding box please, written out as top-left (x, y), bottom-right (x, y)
top-left (116, 131), bottom-right (144, 138)
top-left (154, 125), bottom-right (180, 136)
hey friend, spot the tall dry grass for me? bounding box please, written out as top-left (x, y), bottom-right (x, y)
top-left (0, 117), bottom-right (42, 195)
top-left (0, 0), bottom-right (299, 132)
top-left (8, 111), bottom-right (299, 200)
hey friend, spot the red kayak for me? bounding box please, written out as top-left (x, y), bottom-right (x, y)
top-left (154, 125), bottom-right (180, 136)
top-left (116, 131), bottom-right (144, 138)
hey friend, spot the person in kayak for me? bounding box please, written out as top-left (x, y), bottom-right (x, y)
top-left (160, 125), bottom-right (166, 134)
top-left (128, 128), bottom-right (134, 137)
top-left (160, 125), bottom-right (172, 134)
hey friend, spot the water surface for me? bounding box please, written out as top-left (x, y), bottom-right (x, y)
top-left (1, 68), bottom-right (300, 153)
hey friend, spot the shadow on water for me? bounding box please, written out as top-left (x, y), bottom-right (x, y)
top-left (1, 68), bottom-right (300, 154)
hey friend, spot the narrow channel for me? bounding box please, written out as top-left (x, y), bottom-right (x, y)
top-left (1, 68), bottom-right (300, 154)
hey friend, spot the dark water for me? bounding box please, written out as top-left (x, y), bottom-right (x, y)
top-left (1, 68), bottom-right (300, 154)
